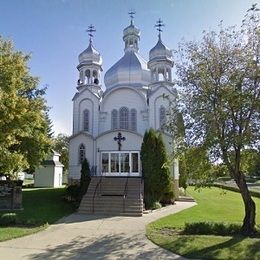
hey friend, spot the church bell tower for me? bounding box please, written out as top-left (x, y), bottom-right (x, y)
top-left (77, 24), bottom-right (103, 96)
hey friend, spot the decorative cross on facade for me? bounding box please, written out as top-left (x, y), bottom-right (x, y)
top-left (114, 132), bottom-right (126, 151)
top-left (155, 18), bottom-right (165, 39)
top-left (128, 10), bottom-right (136, 25)
top-left (86, 24), bottom-right (96, 42)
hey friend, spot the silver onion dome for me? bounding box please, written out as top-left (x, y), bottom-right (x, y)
top-left (78, 41), bottom-right (102, 65)
top-left (104, 50), bottom-right (150, 89)
top-left (149, 37), bottom-right (173, 62)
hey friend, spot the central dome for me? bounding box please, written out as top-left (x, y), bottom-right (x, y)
top-left (104, 49), bottom-right (150, 89)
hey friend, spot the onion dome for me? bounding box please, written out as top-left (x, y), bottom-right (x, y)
top-left (104, 50), bottom-right (150, 89)
top-left (149, 36), bottom-right (173, 63)
top-left (78, 41), bottom-right (102, 66)
top-left (104, 16), bottom-right (150, 89)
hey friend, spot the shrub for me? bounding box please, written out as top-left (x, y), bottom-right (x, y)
top-left (183, 221), bottom-right (242, 236)
top-left (153, 201), bottom-right (162, 209)
top-left (160, 191), bottom-right (175, 205)
top-left (141, 129), bottom-right (171, 209)
top-left (80, 159), bottom-right (91, 198)
top-left (213, 183), bottom-right (260, 199)
top-left (66, 184), bottom-right (81, 201)
top-left (0, 213), bottom-right (17, 226)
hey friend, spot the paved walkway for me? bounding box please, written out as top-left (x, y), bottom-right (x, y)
top-left (0, 201), bottom-right (196, 260)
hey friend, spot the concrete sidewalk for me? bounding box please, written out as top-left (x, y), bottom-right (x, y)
top-left (0, 201), bottom-right (196, 260)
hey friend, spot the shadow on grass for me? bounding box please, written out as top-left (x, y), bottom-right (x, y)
top-left (28, 233), bottom-right (180, 260)
top-left (160, 234), bottom-right (260, 259)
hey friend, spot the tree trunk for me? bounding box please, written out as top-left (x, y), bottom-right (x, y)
top-left (234, 171), bottom-right (256, 236)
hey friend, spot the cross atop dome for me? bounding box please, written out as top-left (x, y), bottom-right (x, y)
top-left (128, 10), bottom-right (136, 25)
top-left (86, 24), bottom-right (96, 43)
top-left (155, 18), bottom-right (165, 40)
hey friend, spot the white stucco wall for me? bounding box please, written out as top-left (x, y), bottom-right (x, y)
top-left (100, 87), bottom-right (148, 135)
top-left (69, 133), bottom-right (94, 179)
top-left (149, 86), bottom-right (174, 130)
top-left (34, 166), bottom-right (54, 187)
top-left (95, 130), bottom-right (143, 174)
top-left (53, 166), bottom-right (63, 187)
top-left (73, 89), bottom-right (99, 136)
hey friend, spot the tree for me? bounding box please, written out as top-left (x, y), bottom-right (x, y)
top-left (0, 36), bottom-right (52, 176)
top-left (53, 133), bottom-right (69, 173)
top-left (80, 158), bottom-right (91, 198)
top-left (45, 111), bottom-right (54, 139)
top-left (171, 6), bottom-right (259, 235)
top-left (240, 149), bottom-right (260, 176)
top-left (140, 129), bottom-right (172, 208)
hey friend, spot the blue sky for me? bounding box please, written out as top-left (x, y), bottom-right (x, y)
top-left (0, 0), bottom-right (257, 135)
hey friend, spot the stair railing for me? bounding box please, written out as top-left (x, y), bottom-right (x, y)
top-left (92, 172), bottom-right (103, 213)
top-left (123, 172), bottom-right (130, 213)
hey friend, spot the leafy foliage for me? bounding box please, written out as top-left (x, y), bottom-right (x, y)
top-left (240, 149), bottom-right (260, 176)
top-left (141, 129), bottom-right (172, 209)
top-left (183, 222), bottom-right (242, 236)
top-left (0, 213), bottom-right (17, 226)
top-left (169, 5), bottom-right (260, 235)
top-left (0, 36), bottom-right (52, 176)
top-left (53, 133), bottom-right (69, 172)
top-left (80, 158), bottom-right (91, 198)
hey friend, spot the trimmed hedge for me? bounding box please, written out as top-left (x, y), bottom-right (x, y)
top-left (214, 183), bottom-right (260, 199)
top-left (0, 213), bottom-right (17, 226)
top-left (183, 221), bottom-right (242, 236)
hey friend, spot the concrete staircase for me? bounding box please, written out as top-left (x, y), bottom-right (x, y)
top-left (78, 177), bottom-right (144, 216)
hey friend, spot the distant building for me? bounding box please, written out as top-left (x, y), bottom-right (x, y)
top-left (34, 150), bottom-right (63, 187)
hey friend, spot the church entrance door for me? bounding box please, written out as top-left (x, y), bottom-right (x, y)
top-left (101, 151), bottom-right (140, 176)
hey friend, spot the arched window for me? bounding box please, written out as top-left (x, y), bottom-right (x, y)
top-left (111, 109), bottom-right (118, 130)
top-left (85, 70), bottom-right (90, 84)
top-left (79, 144), bottom-right (86, 164)
top-left (159, 106), bottom-right (166, 129)
top-left (93, 70), bottom-right (98, 84)
top-left (119, 107), bottom-right (129, 129)
top-left (83, 109), bottom-right (89, 132)
top-left (130, 109), bottom-right (137, 131)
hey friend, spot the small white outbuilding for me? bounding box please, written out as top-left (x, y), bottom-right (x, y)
top-left (34, 150), bottom-right (63, 187)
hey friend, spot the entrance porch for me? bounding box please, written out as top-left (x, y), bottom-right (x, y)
top-left (100, 151), bottom-right (141, 177)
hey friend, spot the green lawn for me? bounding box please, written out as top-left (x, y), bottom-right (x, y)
top-left (147, 187), bottom-right (260, 259)
top-left (0, 187), bottom-right (75, 242)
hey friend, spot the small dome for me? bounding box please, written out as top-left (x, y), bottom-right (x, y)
top-left (78, 41), bottom-right (102, 65)
top-left (123, 23), bottom-right (140, 39)
top-left (104, 50), bottom-right (150, 89)
top-left (149, 38), bottom-right (173, 62)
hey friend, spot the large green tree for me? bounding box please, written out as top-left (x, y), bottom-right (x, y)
top-left (0, 36), bottom-right (52, 176)
top-left (172, 6), bottom-right (259, 235)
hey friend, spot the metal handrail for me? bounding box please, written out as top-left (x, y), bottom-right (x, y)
top-left (92, 173), bottom-right (103, 213)
top-left (123, 173), bottom-right (130, 213)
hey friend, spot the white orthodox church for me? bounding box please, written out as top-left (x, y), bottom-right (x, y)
top-left (68, 17), bottom-right (179, 215)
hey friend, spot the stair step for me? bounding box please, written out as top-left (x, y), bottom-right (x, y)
top-left (79, 177), bottom-right (143, 217)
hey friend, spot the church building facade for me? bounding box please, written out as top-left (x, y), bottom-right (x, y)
top-left (68, 18), bottom-right (179, 196)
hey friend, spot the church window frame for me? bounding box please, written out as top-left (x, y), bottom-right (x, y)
top-left (130, 108), bottom-right (137, 132)
top-left (78, 144), bottom-right (86, 164)
top-left (159, 106), bottom-right (166, 129)
top-left (83, 109), bottom-right (89, 132)
top-left (111, 109), bottom-right (118, 130)
top-left (119, 107), bottom-right (129, 130)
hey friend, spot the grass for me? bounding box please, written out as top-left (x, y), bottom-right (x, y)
top-left (146, 187), bottom-right (260, 259)
top-left (0, 187), bottom-right (75, 242)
